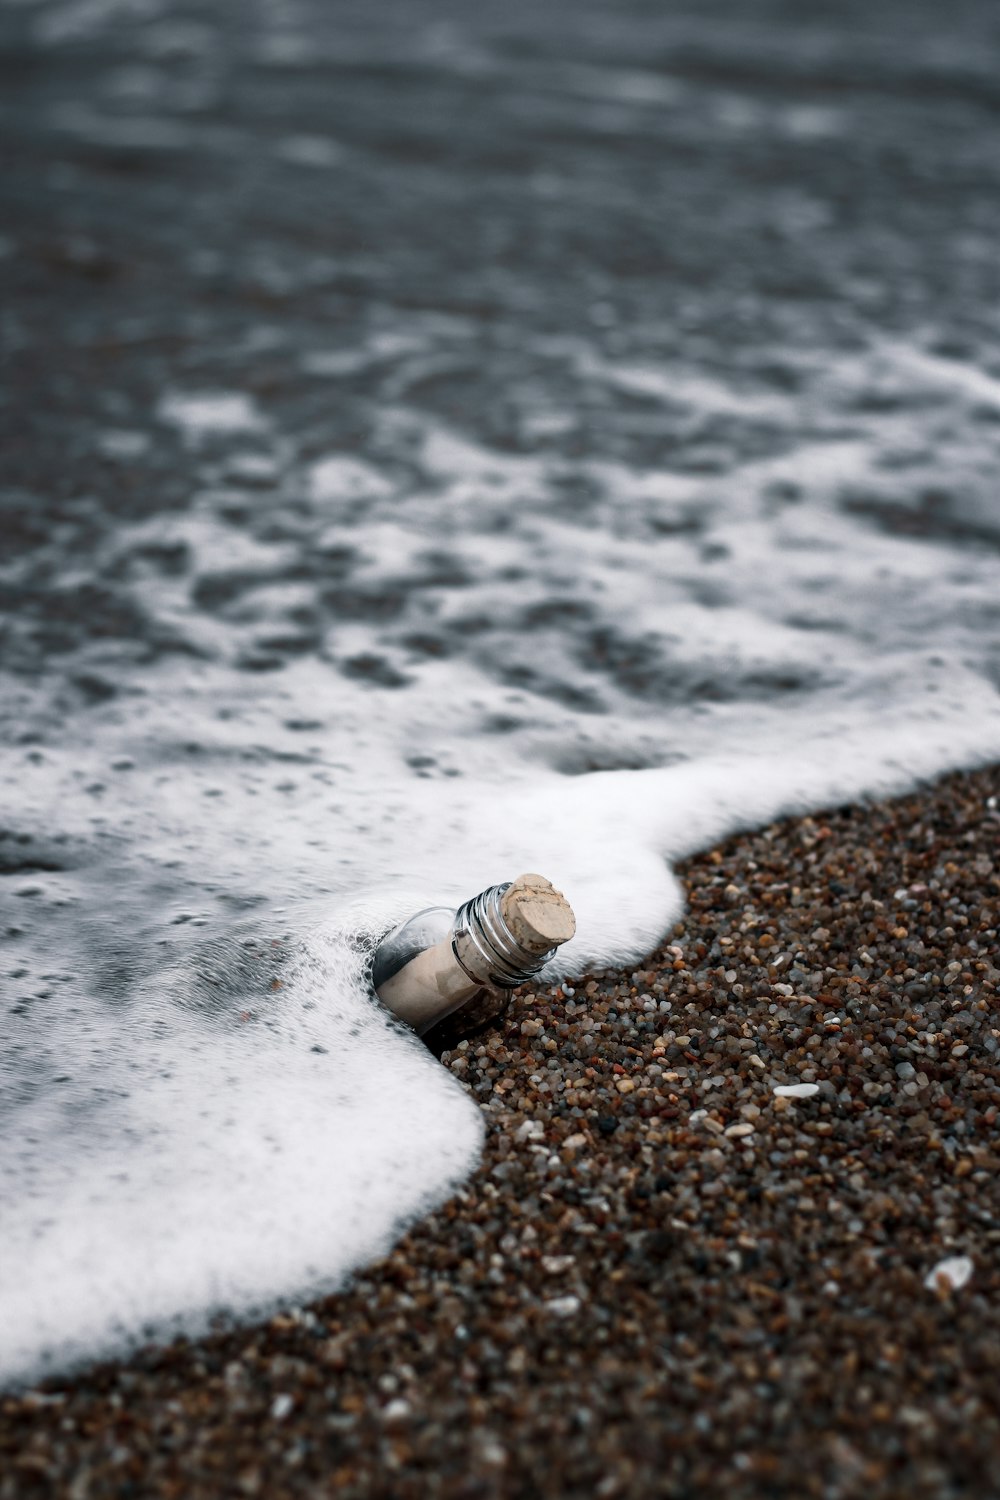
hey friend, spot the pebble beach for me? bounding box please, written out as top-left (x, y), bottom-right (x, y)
top-left (4, 0), bottom-right (1000, 1489)
top-left (3, 764), bottom-right (997, 1499)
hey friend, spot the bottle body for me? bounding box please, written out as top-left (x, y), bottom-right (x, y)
top-left (370, 906), bottom-right (455, 994)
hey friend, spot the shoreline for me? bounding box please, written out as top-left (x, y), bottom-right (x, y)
top-left (2, 765), bottom-right (998, 1499)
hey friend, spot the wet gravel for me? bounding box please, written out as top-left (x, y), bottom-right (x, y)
top-left (3, 765), bottom-right (997, 1499)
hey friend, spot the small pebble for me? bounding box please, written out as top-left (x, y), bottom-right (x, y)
top-left (545, 1296), bottom-right (582, 1318)
top-left (923, 1255), bottom-right (974, 1293)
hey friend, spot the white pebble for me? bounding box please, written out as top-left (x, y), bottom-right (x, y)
top-left (270, 1393), bottom-right (294, 1422)
top-left (541, 1255), bottom-right (575, 1275)
top-left (923, 1255), bottom-right (973, 1293)
top-left (773, 1082), bottom-right (820, 1098)
top-left (545, 1295), bottom-right (582, 1317)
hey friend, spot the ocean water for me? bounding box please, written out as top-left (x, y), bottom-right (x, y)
top-left (2, 0), bottom-right (1000, 1384)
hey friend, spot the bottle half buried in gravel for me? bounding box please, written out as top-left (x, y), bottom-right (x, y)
top-left (372, 874), bottom-right (576, 1037)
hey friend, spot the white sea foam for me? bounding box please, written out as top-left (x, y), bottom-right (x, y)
top-left (157, 391), bottom-right (265, 438)
top-left (1, 922), bottom-right (481, 1383)
top-left (3, 321), bottom-right (1000, 1386)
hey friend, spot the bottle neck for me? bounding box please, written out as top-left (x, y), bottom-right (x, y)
top-left (451, 883), bottom-right (557, 992)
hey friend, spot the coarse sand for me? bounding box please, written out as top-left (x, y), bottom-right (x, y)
top-left (2, 766), bottom-right (998, 1500)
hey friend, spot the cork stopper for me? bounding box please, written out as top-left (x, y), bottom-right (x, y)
top-left (499, 873), bottom-right (576, 957)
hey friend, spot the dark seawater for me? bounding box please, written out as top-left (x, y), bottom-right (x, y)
top-left (1, 0), bottom-right (999, 1382)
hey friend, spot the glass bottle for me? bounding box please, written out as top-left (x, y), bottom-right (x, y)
top-left (372, 873), bottom-right (575, 1036)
